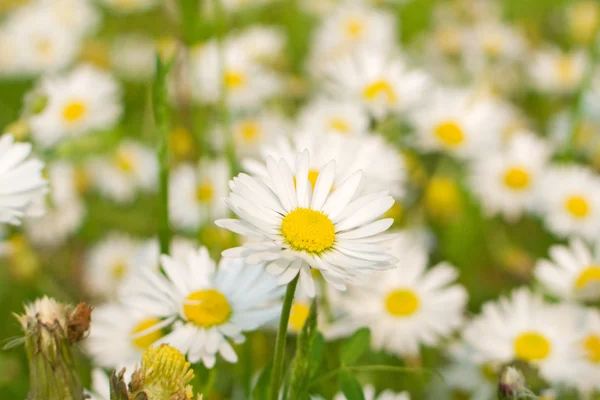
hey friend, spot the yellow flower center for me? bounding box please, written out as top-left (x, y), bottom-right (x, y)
top-left (74, 168), bottom-right (90, 194)
top-left (434, 121), bottom-right (465, 147)
top-left (345, 18), bottom-right (365, 38)
top-left (169, 126), bottom-right (194, 158)
top-left (35, 38), bottom-right (53, 59)
top-left (134, 345), bottom-right (195, 399)
top-left (224, 70), bottom-right (246, 89)
top-left (575, 265), bottom-right (600, 290)
top-left (328, 118), bottom-right (350, 134)
top-left (114, 151), bottom-right (135, 173)
top-left (556, 55), bottom-right (576, 85)
top-left (425, 176), bottom-right (461, 219)
top-left (131, 318), bottom-right (164, 350)
top-left (584, 334), bottom-right (600, 363)
top-left (111, 261), bottom-right (128, 279)
top-left (385, 289), bottom-right (420, 317)
top-left (564, 195), bottom-right (590, 219)
top-left (239, 120), bottom-right (261, 143)
top-left (514, 331), bottom-right (551, 361)
top-left (503, 167), bottom-right (531, 190)
top-left (281, 208), bottom-right (335, 254)
top-left (183, 289), bottom-right (231, 328)
top-left (289, 302), bottom-right (310, 331)
top-left (483, 34), bottom-right (503, 56)
top-left (195, 181), bottom-right (214, 203)
top-left (362, 80), bottom-right (397, 104)
top-left (62, 101), bottom-right (87, 123)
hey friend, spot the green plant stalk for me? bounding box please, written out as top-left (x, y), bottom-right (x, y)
top-left (288, 298), bottom-right (318, 400)
top-left (178, 0), bottom-right (200, 44)
top-left (211, 0), bottom-right (241, 175)
top-left (153, 55), bottom-right (173, 256)
top-left (269, 275), bottom-right (299, 400)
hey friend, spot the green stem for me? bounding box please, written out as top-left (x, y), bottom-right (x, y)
top-left (202, 367), bottom-right (217, 395)
top-left (178, 0), bottom-right (199, 44)
top-left (153, 55), bottom-right (173, 256)
top-left (269, 275), bottom-right (299, 400)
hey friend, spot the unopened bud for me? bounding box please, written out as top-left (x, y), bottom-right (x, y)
top-left (498, 366), bottom-right (535, 399)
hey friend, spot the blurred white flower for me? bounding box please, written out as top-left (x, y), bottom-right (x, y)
top-left (110, 34), bottom-right (156, 82)
top-left (28, 64), bottom-right (122, 148)
top-left (122, 248), bottom-right (283, 367)
top-left (227, 26), bottom-right (285, 65)
top-left (529, 49), bottom-right (587, 94)
top-left (87, 140), bottom-right (158, 203)
top-left (469, 131), bottom-right (551, 221)
top-left (534, 238), bottom-right (600, 302)
top-left (329, 233), bottom-right (467, 356)
top-left (538, 165), bottom-right (600, 241)
top-left (35, 0), bottom-right (101, 37)
top-left (576, 308), bottom-right (600, 392)
top-left (0, 134), bottom-right (47, 225)
top-left (462, 22), bottom-right (525, 72)
top-left (169, 158), bottom-right (230, 231)
top-left (333, 384), bottom-right (410, 400)
top-left (462, 287), bottom-right (584, 385)
top-left (297, 98), bottom-right (369, 137)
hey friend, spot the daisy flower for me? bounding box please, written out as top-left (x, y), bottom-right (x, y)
top-left (409, 88), bottom-right (506, 159)
top-left (529, 48), bottom-right (587, 94)
top-left (309, 3), bottom-right (396, 69)
top-left (577, 308), bottom-right (600, 392)
top-left (110, 34), bottom-right (156, 82)
top-left (537, 165), bottom-right (600, 241)
top-left (534, 238), bottom-right (600, 302)
top-left (469, 131), bottom-right (551, 221)
top-left (36, 0), bottom-right (101, 37)
top-left (297, 98), bottom-right (369, 137)
top-left (227, 26), bottom-right (285, 65)
top-left (27, 64), bottom-right (122, 148)
top-left (122, 248), bottom-right (282, 367)
top-left (99, 0), bottom-right (159, 14)
top-left (217, 150), bottom-right (398, 297)
top-left (324, 48), bottom-right (430, 119)
top-left (243, 131), bottom-right (406, 199)
top-left (329, 233), bottom-right (468, 356)
top-left (0, 134), bottom-right (47, 225)
top-left (84, 233), bottom-right (143, 300)
top-left (87, 140), bottom-right (158, 204)
top-left (190, 40), bottom-right (281, 109)
top-left (169, 158), bottom-right (230, 231)
top-left (85, 303), bottom-right (169, 373)
top-left (333, 385), bottom-right (410, 400)
top-left (462, 287), bottom-right (584, 384)
top-left (24, 161), bottom-right (85, 247)
top-left (462, 22), bottom-right (525, 71)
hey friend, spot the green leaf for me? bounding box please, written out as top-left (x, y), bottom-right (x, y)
top-left (288, 299), bottom-right (319, 400)
top-left (338, 371), bottom-right (365, 400)
top-left (340, 328), bottom-right (371, 365)
top-left (252, 362), bottom-right (273, 400)
top-left (309, 332), bottom-right (325, 378)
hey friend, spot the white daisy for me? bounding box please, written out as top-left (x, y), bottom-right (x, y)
top-left (35, 0), bottom-right (101, 37)
top-left (333, 385), bottom-right (410, 400)
top-left (324, 47), bottom-right (430, 119)
top-left (469, 131), bottom-right (551, 221)
top-left (462, 21), bottom-right (525, 72)
top-left (87, 139), bottom-right (158, 204)
top-left (0, 134), bottom-right (47, 225)
top-left (217, 150), bottom-right (398, 297)
top-left (577, 308), bottom-right (600, 392)
top-left (99, 0), bottom-right (159, 14)
top-left (537, 165), bottom-right (600, 241)
top-left (309, 3), bottom-right (397, 70)
top-left (169, 158), bottom-right (229, 231)
top-left (330, 233), bottom-right (467, 356)
top-left (534, 238), bottom-right (600, 302)
top-left (110, 34), bottom-right (156, 82)
top-left (85, 303), bottom-right (170, 372)
top-left (122, 248), bottom-right (283, 367)
top-left (529, 48), bottom-right (587, 94)
top-left (84, 233), bottom-right (143, 300)
top-left (409, 88), bottom-right (505, 159)
top-left (27, 64), bottom-right (122, 148)
top-left (24, 161), bottom-right (85, 247)
top-left (190, 40), bottom-right (282, 109)
top-left (227, 26), bottom-right (285, 65)
top-left (462, 287), bottom-right (584, 384)
top-left (297, 98), bottom-right (369, 137)
top-left (243, 131), bottom-right (406, 199)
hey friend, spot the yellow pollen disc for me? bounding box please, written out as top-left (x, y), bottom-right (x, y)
top-left (385, 289), bottom-right (420, 317)
top-left (183, 289), bottom-right (231, 328)
top-left (74, 168), bottom-right (90, 194)
top-left (111, 261), bottom-right (127, 279)
top-left (289, 302), bottom-right (310, 331)
top-left (575, 265), bottom-right (600, 290)
top-left (114, 151), bottom-right (134, 173)
top-left (362, 80), bottom-right (397, 104)
top-left (169, 126), bottom-right (194, 158)
top-left (196, 181), bottom-right (214, 203)
top-left (281, 208), bottom-right (335, 254)
top-left (62, 101), bottom-right (87, 123)
top-left (503, 167), bottom-right (531, 190)
top-left (35, 39), bottom-right (53, 59)
top-left (131, 318), bottom-right (164, 349)
top-left (514, 331), bottom-right (551, 361)
top-left (425, 176), bottom-right (461, 219)
top-left (483, 35), bottom-right (503, 56)
top-left (239, 120), bottom-right (261, 143)
top-left (328, 118), bottom-right (350, 134)
top-left (434, 121), bottom-right (465, 147)
top-left (564, 195), bottom-right (590, 219)
top-left (556, 56), bottom-right (575, 85)
top-left (224, 70), bottom-right (246, 89)
top-left (345, 18), bottom-right (365, 38)
top-left (584, 334), bottom-right (600, 363)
